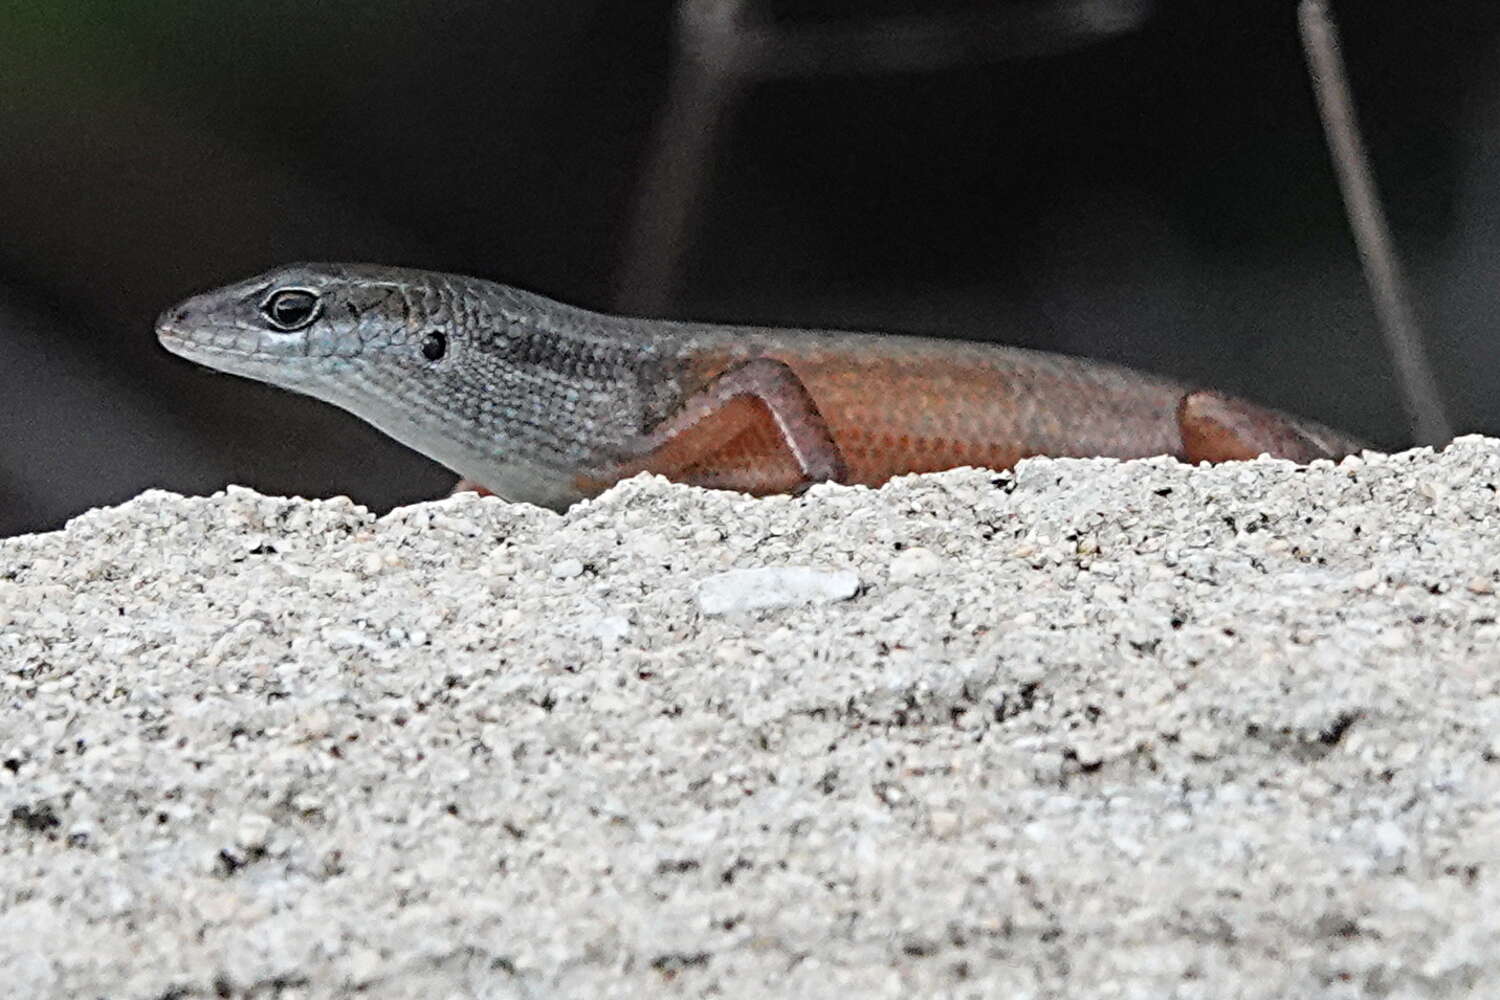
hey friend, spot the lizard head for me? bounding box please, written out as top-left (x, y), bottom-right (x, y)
top-left (155, 262), bottom-right (464, 392)
top-left (156, 261), bottom-right (645, 509)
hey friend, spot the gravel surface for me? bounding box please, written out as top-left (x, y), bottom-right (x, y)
top-left (4, 438), bottom-right (1500, 999)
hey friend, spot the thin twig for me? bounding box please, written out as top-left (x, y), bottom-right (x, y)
top-left (1298, 0), bottom-right (1451, 446)
top-left (613, 0), bottom-right (755, 315)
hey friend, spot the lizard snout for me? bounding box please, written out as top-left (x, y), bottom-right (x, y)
top-left (156, 304), bottom-right (188, 334)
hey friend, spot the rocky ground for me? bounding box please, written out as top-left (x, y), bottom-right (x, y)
top-left (4, 439), bottom-right (1500, 998)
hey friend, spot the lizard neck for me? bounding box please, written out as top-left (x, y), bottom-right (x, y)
top-left (315, 277), bottom-right (691, 508)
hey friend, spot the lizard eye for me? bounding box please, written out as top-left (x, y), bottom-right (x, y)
top-left (260, 288), bottom-right (321, 331)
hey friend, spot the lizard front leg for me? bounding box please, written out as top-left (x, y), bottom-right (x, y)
top-left (451, 358), bottom-right (846, 500)
top-left (590, 357), bottom-right (849, 497)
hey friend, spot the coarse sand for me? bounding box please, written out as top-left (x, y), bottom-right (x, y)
top-left (4, 439), bottom-right (1500, 998)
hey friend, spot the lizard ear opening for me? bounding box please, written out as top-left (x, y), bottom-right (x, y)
top-left (420, 331), bottom-right (448, 362)
top-left (260, 288), bottom-right (321, 331)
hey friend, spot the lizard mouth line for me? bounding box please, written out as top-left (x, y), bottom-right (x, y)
top-left (156, 327), bottom-right (283, 364)
top-left (155, 324), bottom-right (195, 358)
top-left (154, 314), bottom-right (209, 355)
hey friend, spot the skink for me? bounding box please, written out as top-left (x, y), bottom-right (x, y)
top-left (157, 263), bottom-right (1368, 509)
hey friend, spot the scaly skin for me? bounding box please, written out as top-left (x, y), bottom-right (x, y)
top-left (157, 263), bottom-right (1368, 508)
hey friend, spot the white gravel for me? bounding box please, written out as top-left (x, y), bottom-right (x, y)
top-left (4, 438), bottom-right (1500, 999)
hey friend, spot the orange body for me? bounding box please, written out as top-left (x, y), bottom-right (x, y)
top-left (658, 335), bottom-right (1195, 494)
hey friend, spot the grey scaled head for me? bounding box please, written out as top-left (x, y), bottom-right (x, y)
top-left (155, 261), bottom-right (645, 508)
top-left (155, 262), bottom-right (457, 393)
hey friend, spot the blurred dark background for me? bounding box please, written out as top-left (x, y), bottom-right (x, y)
top-left (2, 0), bottom-right (1498, 536)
